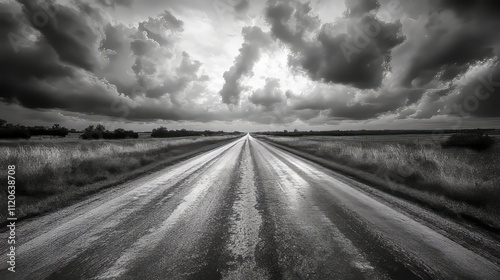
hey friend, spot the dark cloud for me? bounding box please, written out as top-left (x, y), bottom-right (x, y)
top-left (130, 39), bottom-right (156, 56)
top-left (0, 1), bottom-right (215, 124)
top-left (97, 0), bottom-right (134, 8)
top-left (234, 0), bottom-right (250, 13)
top-left (265, 0), bottom-right (405, 89)
top-left (2, 0), bottom-right (500, 128)
top-left (0, 11), bottom-right (130, 118)
top-left (17, 0), bottom-right (104, 71)
top-left (265, 0), bottom-right (318, 48)
top-left (345, 0), bottom-right (380, 16)
top-left (288, 85), bottom-right (409, 120)
top-left (437, 0), bottom-right (500, 18)
top-left (400, 0), bottom-right (500, 87)
top-left (448, 62), bottom-right (500, 118)
top-left (249, 78), bottom-right (284, 111)
top-left (327, 91), bottom-right (406, 120)
top-left (219, 26), bottom-right (272, 105)
top-left (101, 23), bottom-right (126, 53)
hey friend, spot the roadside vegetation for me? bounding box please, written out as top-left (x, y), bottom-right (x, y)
top-left (0, 134), bottom-right (241, 223)
top-left (441, 133), bottom-right (495, 151)
top-left (0, 119), bottom-right (69, 139)
top-left (255, 133), bottom-right (500, 230)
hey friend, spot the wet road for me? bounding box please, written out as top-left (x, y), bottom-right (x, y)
top-left (1, 135), bottom-right (500, 279)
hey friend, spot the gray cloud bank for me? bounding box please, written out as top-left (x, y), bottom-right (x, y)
top-left (1, 0), bottom-right (500, 128)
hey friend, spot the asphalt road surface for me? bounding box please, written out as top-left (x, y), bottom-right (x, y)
top-left (1, 135), bottom-right (500, 279)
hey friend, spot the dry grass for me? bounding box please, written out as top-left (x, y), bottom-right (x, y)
top-left (0, 136), bottom-right (239, 222)
top-left (258, 135), bottom-right (500, 229)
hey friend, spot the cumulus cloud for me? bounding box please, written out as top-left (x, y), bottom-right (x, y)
top-left (265, 0), bottom-right (405, 89)
top-left (17, 0), bottom-right (105, 71)
top-left (219, 26), bottom-right (272, 105)
top-left (399, 1), bottom-right (500, 88)
top-left (97, 0), bottom-right (133, 8)
top-left (0, 0), bottom-right (217, 124)
top-left (1, 0), bottom-right (500, 129)
top-left (138, 10), bottom-right (183, 46)
top-left (249, 78), bottom-right (284, 111)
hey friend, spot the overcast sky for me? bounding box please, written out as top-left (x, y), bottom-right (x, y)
top-left (1, 0), bottom-right (500, 131)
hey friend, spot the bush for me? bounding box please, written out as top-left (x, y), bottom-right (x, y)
top-left (80, 125), bottom-right (138, 140)
top-left (0, 127), bottom-right (31, 139)
top-left (29, 126), bottom-right (68, 137)
top-left (151, 127), bottom-right (225, 138)
top-left (441, 133), bottom-right (495, 151)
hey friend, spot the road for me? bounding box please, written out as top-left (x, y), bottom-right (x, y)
top-left (1, 134), bottom-right (500, 279)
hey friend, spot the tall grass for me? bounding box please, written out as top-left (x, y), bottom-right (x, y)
top-left (259, 135), bottom-right (500, 229)
top-left (0, 136), bottom-right (238, 221)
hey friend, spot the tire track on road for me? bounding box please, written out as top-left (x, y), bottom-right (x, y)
top-left (222, 138), bottom-right (267, 280)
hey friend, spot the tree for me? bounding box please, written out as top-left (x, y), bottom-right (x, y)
top-left (82, 124), bottom-right (103, 139)
top-left (85, 125), bottom-right (94, 132)
top-left (0, 119), bottom-right (6, 127)
top-left (151, 126), bottom-right (169, 138)
top-left (96, 124), bottom-right (106, 132)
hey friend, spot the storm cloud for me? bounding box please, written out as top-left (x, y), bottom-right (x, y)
top-left (1, 0), bottom-right (500, 130)
top-left (219, 26), bottom-right (272, 105)
top-left (265, 0), bottom-right (405, 89)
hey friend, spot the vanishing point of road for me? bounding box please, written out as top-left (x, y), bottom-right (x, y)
top-left (1, 135), bottom-right (500, 279)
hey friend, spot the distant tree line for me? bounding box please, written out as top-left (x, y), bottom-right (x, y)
top-left (150, 126), bottom-right (232, 138)
top-left (0, 119), bottom-right (242, 140)
top-left (441, 133), bottom-right (495, 151)
top-left (256, 129), bottom-right (497, 137)
top-left (81, 124), bottom-right (138, 140)
top-left (0, 119), bottom-right (68, 139)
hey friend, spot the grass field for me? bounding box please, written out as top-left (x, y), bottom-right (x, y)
top-left (256, 134), bottom-right (500, 230)
top-left (0, 135), bottom-right (240, 223)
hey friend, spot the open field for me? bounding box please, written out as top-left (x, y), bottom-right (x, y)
top-left (0, 135), bottom-right (242, 223)
top-left (254, 134), bottom-right (500, 231)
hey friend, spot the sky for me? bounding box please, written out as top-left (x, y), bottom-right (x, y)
top-left (1, 0), bottom-right (500, 132)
